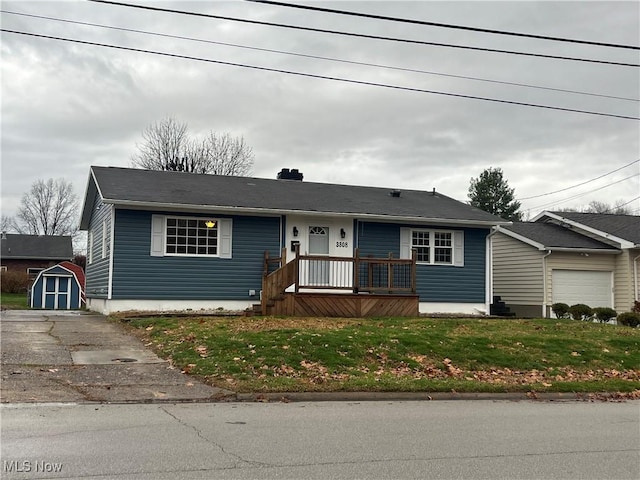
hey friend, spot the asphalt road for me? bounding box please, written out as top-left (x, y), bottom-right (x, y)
top-left (2, 400), bottom-right (638, 480)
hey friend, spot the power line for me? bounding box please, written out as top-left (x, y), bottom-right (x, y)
top-left (598, 195), bottom-right (640, 214)
top-left (6, 9), bottom-right (637, 103)
top-left (87, 0), bottom-right (640, 68)
top-left (519, 159), bottom-right (640, 200)
top-left (4, 28), bottom-right (639, 121)
top-left (527, 173), bottom-right (640, 211)
top-left (249, 0), bottom-right (640, 51)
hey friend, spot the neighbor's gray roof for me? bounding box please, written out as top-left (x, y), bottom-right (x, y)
top-left (0, 234), bottom-right (73, 260)
top-left (545, 211), bottom-right (640, 245)
top-left (81, 166), bottom-right (507, 229)
top-left (501, 222), bottom-right (618, 250)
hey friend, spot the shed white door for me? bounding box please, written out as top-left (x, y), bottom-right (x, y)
top-left (552, 270), bottom-right (613, 307)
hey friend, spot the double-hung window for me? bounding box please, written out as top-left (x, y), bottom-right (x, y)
top-left (401, 228), bottom-right (463, 266)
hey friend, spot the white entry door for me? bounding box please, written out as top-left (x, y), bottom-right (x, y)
top-left (308, 226), bottom-right (329, 285)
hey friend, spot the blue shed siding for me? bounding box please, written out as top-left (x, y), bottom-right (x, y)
top-left (85, 195), bottom-right (111, 298)
top-left (356, 221), bottom-right (489, 303)
top-left (111, 209), bottom-right (281, 300)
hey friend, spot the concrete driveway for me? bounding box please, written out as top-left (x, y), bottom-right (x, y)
top-left (0, 310), bottom-right (233, 403)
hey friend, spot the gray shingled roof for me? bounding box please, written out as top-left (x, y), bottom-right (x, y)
top-left (0, 234), bottom-right (73, 260)
top-left (502, 222), bottom-right (618, 250)
top-left (546, 211), bottom-right (640, 245)
top-left (82, 166), bottom-right (507, 228)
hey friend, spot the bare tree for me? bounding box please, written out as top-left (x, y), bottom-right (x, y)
top-left (131, 116), bottom-right (254, 176)
top-left (1, 215), bottom-right (15, 232)
top-left (558, 200), bottom-right (634, 215)
top-left (200, 132), bottom-right (254, 176)
top-left (131, 116), bottom-right (190, 170)
top-left (583, 200), bottom-right (633, 215)
top-left (14, 178), bottom-right (78, 236)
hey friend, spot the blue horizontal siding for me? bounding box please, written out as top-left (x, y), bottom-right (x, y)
top-left (111, 209), bottom-right (281, 300)
top-left (85, 194), bottom-right (111, 298)
top-left (357, 221), bottom-right (488, 303)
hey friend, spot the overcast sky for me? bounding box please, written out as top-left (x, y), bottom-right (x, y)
top-left (2, 0), bottom-right (639, 229)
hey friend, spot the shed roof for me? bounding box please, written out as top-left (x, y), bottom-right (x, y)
top-left (81, 166), bottom-right (507, 229)
top-left (0, 234), bottom-right (73, 260)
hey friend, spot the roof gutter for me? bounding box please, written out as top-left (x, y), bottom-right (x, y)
top-left (541, 247), bottom-right (621, 254)
top-left (99, 198), bottom-right (510, 228)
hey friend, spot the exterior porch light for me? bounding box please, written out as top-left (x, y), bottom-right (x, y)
top-left (293, 226), bottom-right (299, 237)
top-left (340, 228), bottom-right (346, 239)
top-left (205, 220), bottom-right (216, 228)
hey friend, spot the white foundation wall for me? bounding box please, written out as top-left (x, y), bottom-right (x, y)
top-left (85, 298), bottom-right (254, 315)
top-left (419, 302), bottom-right (488, 316)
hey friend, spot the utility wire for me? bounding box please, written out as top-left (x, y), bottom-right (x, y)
top-left (598, 195), bottom-right (640, 214)
top-left (4, 28), bottom-right (639, 121)
top-left (87, 0), bottom-right (640, 68)
top-left (5, 9), bottom-right (637, 103)
top-left (527, 174), bottom-right (640, 211)
top-left (249, 0), bottom-right (640, 51)
top-left (519, 159), bottom-right (640, 200)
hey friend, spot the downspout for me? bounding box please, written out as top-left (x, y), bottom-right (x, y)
top-left (486, 229), bottom-right (499, 316)
top-left (634, 253), bottom-right (640, 303)
top-left (107, 205), bottom-right (115, 301)
top-left (541, 250), bottom-right (552, 318)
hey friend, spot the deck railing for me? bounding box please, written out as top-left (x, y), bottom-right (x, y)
top-left (262, 248), bottom-right (416, 311)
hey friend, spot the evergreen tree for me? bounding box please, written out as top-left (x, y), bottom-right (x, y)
top-left (468, 168), bottom-right (523, 221)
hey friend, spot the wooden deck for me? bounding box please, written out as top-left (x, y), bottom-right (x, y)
top-left (265, 292), bottom-right (419, 318)
top-left (257, 249), bottom-right (419, 317)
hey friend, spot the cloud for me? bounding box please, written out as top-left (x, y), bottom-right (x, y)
top-left (2, 0), bottom-right (639, 224)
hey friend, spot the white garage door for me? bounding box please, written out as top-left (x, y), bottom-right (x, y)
top-left (552, 270), bottom-right (613, 307)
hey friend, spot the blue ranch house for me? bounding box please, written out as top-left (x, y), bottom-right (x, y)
top-left (80, 167), bottom-right (508, 316)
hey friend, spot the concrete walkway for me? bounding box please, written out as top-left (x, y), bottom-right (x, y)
top-left (0, 310), bottom-right (234, 403)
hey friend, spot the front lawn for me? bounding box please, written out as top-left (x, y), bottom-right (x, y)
top-left (0, 292), bottom-right (29, 309)
top-left (119, 316), bottom-right (640, 394)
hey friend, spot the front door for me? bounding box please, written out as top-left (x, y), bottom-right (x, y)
top-left (43, 276), bottom-right (71, 309)
top-left (308, 226), bottom-right (330, 285)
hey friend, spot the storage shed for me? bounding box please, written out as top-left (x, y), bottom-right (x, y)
top-left (30, 261), bottom-right (86, 309)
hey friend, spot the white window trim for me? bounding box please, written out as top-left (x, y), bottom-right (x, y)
top-left (151, 215), bottom-right (233, 259)
top-left (400, 228), bottom-right (464, 267)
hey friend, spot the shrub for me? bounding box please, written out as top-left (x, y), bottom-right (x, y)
top-left (633, 301), bottom-right (640, 314)
top-left (0, 271), bottom-right (31, 294)
top-left (617, 312), bottom-right (640, 328)
top-left (592, 307), bottom-right (617, 323)
top-left (569, 304), bottom-right (592, 321)
top-left (551, 303), bottom-right (570, 319)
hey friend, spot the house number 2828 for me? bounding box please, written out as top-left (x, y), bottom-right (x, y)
top-left (336, 241), bottom-right (349, 248)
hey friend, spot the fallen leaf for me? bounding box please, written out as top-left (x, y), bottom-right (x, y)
top-left (195, 345), bottom-right (208, 357)
top-left (145, 326), bottom-right (154, 331)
